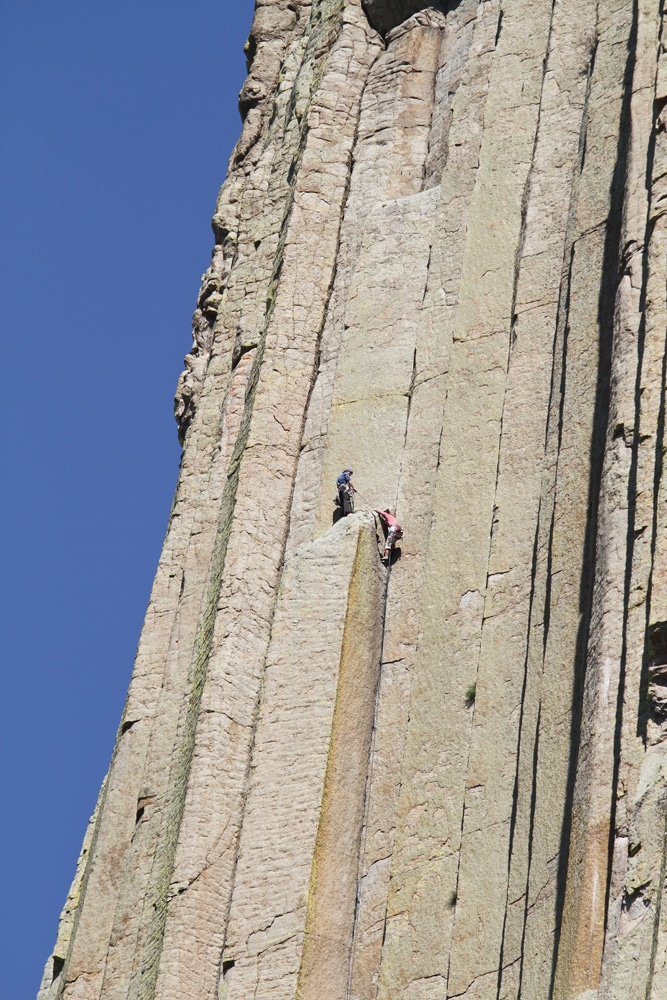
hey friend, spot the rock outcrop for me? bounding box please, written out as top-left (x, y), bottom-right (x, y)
top-left (39, 2), bottom-right (667, 998)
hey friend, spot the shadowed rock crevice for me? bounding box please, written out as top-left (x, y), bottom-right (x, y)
top-left (362, 0), bottom-right (455, 36)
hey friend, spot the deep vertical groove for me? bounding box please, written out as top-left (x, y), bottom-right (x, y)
top-left (605, 0), bottom-right (666, 944)
top-left (549, 2), bottom-right (637, 992)
top-left (517, 705), bottom-right (543, 998)
top-left (639, 0), bottom-right (667, 742)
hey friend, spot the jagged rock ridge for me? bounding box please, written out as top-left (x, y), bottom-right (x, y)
top-left (40, 1), bottom-right (667, 999)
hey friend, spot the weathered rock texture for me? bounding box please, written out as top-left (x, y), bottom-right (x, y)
top-left (40, 1), bottom-right (667, 998)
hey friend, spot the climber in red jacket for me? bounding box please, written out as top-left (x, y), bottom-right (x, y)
top-left (375, 508), bottom-right (404, 563)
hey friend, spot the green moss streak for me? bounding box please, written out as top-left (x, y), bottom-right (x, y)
top-left (133, 5), bottom-right (346, 999)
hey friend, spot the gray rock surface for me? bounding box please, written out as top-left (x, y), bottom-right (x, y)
top-left (39, 1), bottom-right (667, 998)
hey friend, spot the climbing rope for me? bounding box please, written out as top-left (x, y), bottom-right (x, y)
top-left (352, 488), bottom-right (377, 512)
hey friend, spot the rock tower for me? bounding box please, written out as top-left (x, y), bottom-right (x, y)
top-left (39, 2), bottom-right (667, 998)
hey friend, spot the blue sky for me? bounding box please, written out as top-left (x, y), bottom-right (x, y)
top-left (0, 3), bottom-right (254, 995)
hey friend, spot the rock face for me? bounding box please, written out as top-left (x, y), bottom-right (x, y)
top-left (39, 2), bottom-right (667, 999)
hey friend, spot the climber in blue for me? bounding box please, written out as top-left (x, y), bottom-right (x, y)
top-left (335, 468), bottom-right (356, 516)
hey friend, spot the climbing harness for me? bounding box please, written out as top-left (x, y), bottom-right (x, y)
top-left (336, 482), bottom-right (355, 516)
